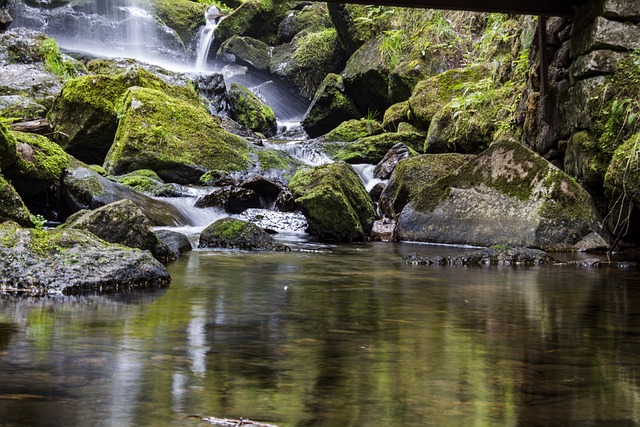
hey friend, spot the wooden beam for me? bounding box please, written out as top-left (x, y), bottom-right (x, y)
top-left (320, 0), bottom-right (586, 17)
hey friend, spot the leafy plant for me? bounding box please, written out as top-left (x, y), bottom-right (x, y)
top-left (29, 214), bottom-right (47, 230)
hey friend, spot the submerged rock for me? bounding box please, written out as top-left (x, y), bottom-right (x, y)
top-left (0, 221), bottom-right (170, 295)
top-left (395, 139), bottom-right (610, 251)
top-left (199, 217), bottom-right (290, 251)
top-left (289, 162), bottom-right (376, 241)
top-left (62, 199), bottom-right (175, 264)
top-left (403, 247), bottom-right (552, 266)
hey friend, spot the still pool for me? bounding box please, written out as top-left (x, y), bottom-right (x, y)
top-left (1, 241), bottom-right (640, 426)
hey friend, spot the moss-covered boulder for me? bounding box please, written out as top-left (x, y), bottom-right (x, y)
top-left (63, 199), bottom-right (174, 264)
top-left (0, 221), bottom-right (170, 295)
top-left (302, 73), bottom-right (359, 139)
top-left (218, 35), bottom-right (271, 71)
top-left (6, 131), bottom-right (69, 196)
top-left (330, 130), bottom-right (425, 164)
top-left (289, 162), bottom-right (376, 241)
top-left (0, 119), bottom-right (17, 171)
top-left (214, 0), bottom-right (296, 45)
top-left (61, 161), bottom-right (191, 226)
top-left (48, 67), bottom-right (198, 164)
top-left (0, 95), bottom-right (47, 120)
top-left (104, 86), bottom-right (251, 184)
top-left (325, 119), bottom-right (383, 142)
top-left (379, 153), bottom-right (472, 219)
top-left (226, 83), bottom-right (277, 137)
top-left (270, 28), bottom-right (345, 98)
top-left (278, 3), bottom-right (332, 43)
top-left (382, 101), bottom-right (412, 131)
top-left (0, 174), bottom-right (30, 226)
top-left (327, 3), bottom-right (380, 55)
top-left (199, 217), bottom-right (290, 251)
top-left (150, 0), bottom-right (207, 46)
top-left (395, 139), bottom-right (609, 251)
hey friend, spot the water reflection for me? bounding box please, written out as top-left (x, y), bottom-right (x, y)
top-left (1, 244), bottom-right (640, 426)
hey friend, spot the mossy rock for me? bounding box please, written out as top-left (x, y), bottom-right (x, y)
top-left (48, 66), bottom-right (200, 164)
top-left (278, 3), bottom-right (332, 43)
top-left (563, 130), bottom-right (608, 190)
top-left (105, 86), bottom-right (251, 184)
top-left (604, 132), bottom-right (640, 205)
top-left (0, 174), bottom-right (31, 227)
top-left (379, 153), bottom-right (473, 218)
top-left (302, 73), bottom-right (359, 139)
top-left (289, 162), bottom-right (376, 241)
top-left (214, 0), bottom-right (296, 45)
top-left (113, 169), bottom-right (164, 194)
top-left (226, 83), bottom-right (277, 137)
top-left (0, 119), bottom-right (17, 171)
top-left (382, 101), bottom-right (412, 131)
top-left (199, 217), bottom-right (290, 251)
top-left (327, 3), bottom-right (380, 55)
top-left (62, 199), bottom-right (175, 264)
top-left (0, 221), bottom-right (170, 295)
top-left (271, 28), bottom-right (345, 98)
top-left (325, 119), bottom-right (383, 142)
top-left (218, 35), bottom-right (271, 71)
top-left (408, 66), bottom-right (483, 131)
top-left (150, 0), bottom-right (207, 46)
top-left (6, 131), bottom-right (70, 196)
top-left (0, 95), bottom-right (47, 120)
top-left (396, 139), bottom-right (609, 251)
top-left (331, 130), bottom-right (425, 164)
top-left (425, 103), bottom-right (492, 155)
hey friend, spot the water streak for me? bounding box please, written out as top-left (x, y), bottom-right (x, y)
top-left (195, 6), bottom-right (224, 71)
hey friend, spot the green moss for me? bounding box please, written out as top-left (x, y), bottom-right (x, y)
top-left (539, 169), bottom-right (592, 221)
top-left (105, 87), bottom-right (250, 178)
top-left (227, 83), bottom-right (276, 136)
top-left (151, 0), bottom-right (207, 45)
top-left (325, 119), bottom-right (383, 142)
top-left (0, 119), bottom-right (17, 171)
top-left (290, 28), bottom-right (341, 97)
top-left (212, 217), bottom-right (248, 240)
top-left (0, 175), bottom-right (31, 226)
top-left (13, 131), bottom-right (70, 181)
top-left (38, 37), bottom-right (80, 79)
top-left (331, 130), bottom-right (424, 164)
top-left (605, 132), bottom-right (640, 203)
top-left (289, 162), bottom-right (375, 241)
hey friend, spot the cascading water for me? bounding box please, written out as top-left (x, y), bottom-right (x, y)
top-left (194, 6), bottom-right (223, 72)
top-left (8, 0), bottom-right (185, 65)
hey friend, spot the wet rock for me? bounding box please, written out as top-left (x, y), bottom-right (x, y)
top-left (370, 218), bottom-right (395, 242)
top-left (403, 247), bottom-right (552, 266)
top-left (226, 83), bottom-right (277, 137)
top-left (199, 217), bottom-right (290, 251)
top-left (302, 73), bottom-right (359, 139)
top-left (0, 221), bottom-right (170, 295)
top-left (324, 119), bottom-right (383, 142)
top-left (214, 0), bottom-right (296, 45)
top-left (104, 86), bottom-right (251, 184)
top-left (0, 95), bottom-right (47, 119)
top-left (373, 143), bottom-right (413, 180)
top-left (0, 119), bottom-right (17, 170)
top-left (63, 199), bottom-right (175, 264)
top-left (331, 131), bottom-right (424, 164)
top-left (218, 35), bottom-right (271, 71)
top-left (155, 229), bottom-right (192, 258)
top-left (289, 162), bottom-right (375, 241)
top-left (61, 162), bottom-right (191, 226)
top-left (395, 139), bottom-right (610, 251)
top-left (195, 186), bottom-right (264, 214)
top-left (0, 8), bottom-right (11, 32)
top-left (0, 174), bottom-right (31, 227)
top-left (239, 175), bottom-right (283, 207)
top-left (238, 208), bottom-right (307, 233)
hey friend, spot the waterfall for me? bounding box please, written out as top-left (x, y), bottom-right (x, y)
top-left (352, 164), bottom-right (386, 192)
top-left (195, 6), bottom-right (224, 71)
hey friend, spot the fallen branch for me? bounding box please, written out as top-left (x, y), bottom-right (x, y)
top-left (9, 118), bottom-right (51, 135)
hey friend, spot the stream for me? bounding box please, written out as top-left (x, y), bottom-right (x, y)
top-left (2, 243), bottom-right (640, 426)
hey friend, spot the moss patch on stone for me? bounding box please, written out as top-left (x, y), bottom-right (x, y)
top-left (325, 119), bottom-right (383, 142)
top-left (330, 130), bottom-right (425, 164)
top-left (105, 86), bottom-right (250, 183)
top-left (13, 131), bottom-right (70, 182)
top-left (151, 0), bottom-right (207, 45)
top-left (289, 162), bottom-right (375, 241)
top-left (226, 83), bottom-right (277, 137)
top-left (0, 175), bottom-right (31, 226)
top-left (0, 119), bottom-right (17, 171)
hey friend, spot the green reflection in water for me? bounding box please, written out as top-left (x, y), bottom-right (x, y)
top-left (1, 243), bottom-right (640, 427)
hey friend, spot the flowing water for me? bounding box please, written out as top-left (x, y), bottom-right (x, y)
top-left (1, 241), bottom-right (640, 427)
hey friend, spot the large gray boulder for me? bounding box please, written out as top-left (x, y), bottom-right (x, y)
top-left (0, 221), bottom-right (170, 295)
top-left (63, 199), bottom-right (174, 264)
top-left (395, 139), bottom-right (610, 251)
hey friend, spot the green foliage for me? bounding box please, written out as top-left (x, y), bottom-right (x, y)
top-left (29, 214), bottom-right (47, 230)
